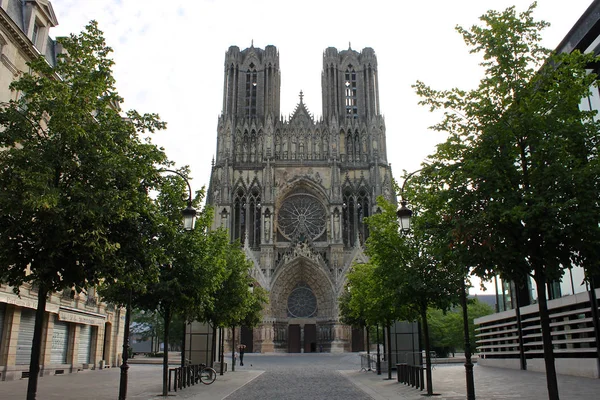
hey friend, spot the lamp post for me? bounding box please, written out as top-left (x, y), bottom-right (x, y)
top-left (162, 169), bottom-right (197, 231)
top-left (118, 169), bottom-right (197, 400)
top-left (396, 169), bottom-right (475, 400)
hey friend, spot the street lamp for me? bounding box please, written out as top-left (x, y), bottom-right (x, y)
top-left (162, 169), bottom-right (197, 231)
top-left (396, 200), bottom-right (413, 233)
top-left (396, 169), bottom-right (475, 400)
top-left (118, 169), bottom-right (196, 400)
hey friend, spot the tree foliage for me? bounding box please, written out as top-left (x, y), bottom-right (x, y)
top-left (0, 20), bottom-right (167, 295)
top-left (131, 309), bottom-right (184, 351)
top-left (341, 261), bottom-right (399, 328)
top-left (365, 196), bottom-right (462, 316)
top-left (428, 299), bottom-right (494, 357)
top-left (362, 196), bottom-right (463, 394)
top-left (132, 176), bottom-right (227, 396)
top-left (0, 21), bottom-right (168, 399)
top-left (413, 3), bottom-right (600, 399)
top-left (200, 241), bottom-right (267, 329)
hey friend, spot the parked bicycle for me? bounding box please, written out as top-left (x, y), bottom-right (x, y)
top-left (197, 363), bottom-right (217, 385)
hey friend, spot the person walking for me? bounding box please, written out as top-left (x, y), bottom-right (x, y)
top-left (238, 344), bottom-right (246, 366)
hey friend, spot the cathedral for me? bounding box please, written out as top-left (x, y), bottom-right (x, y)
top-left (207, 44), bottom-right (396, 353)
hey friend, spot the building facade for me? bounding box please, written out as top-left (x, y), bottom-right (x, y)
top-left (205, 44), bottom-right (395, 353)
top-left (0, 0), bottom-right (125, 381)
top-left (475, 0), bottom-right (600, 379)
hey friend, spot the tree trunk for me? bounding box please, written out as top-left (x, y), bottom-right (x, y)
top-left (181, 319), bottom-right (186, 367)
top-left (534, 269), bottom-right (559, 400)
top-left (211, 324), bottom-right (217, 366)
top-left (386, 323), bottom-right (392, 380)
top-left (514, 280), bottom-right (527, 371)
top-left (421, 302), bottom-right (434, 396)
top-left (118, 298), bottom-right (132, 400)
top-left (375, 324), bottom-right (381, 375)
top-left (366, 325), bottom-right (371, 371)
top-left (231, 326), bottom-right (236, 372)
top-left (461, 281), bottom-right (475, 400)
top-left (26, 285), bottom-right (48, 400)
top-left (382, 325), bottom-right (386, 361)
top-left (219, 327), bottom-right (225, 375)
top-left (162, 308), bottom-right (171, 397)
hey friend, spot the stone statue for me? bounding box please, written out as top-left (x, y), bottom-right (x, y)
top-left (264, 212), bottom-right (271, 242)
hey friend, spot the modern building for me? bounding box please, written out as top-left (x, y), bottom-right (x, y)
top-left (0, 0), bottom-right (125, 381)
top-left (197, 43), bottom-right (395, 354)
top-left (475, 0), bottom-right (600, 379)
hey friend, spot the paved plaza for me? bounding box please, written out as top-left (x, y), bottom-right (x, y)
top-left (1, 354), bottom-right (600, 399)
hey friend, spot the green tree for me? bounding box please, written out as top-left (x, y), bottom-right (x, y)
top-left (242, 284), bottom-right (269, 329)
top-left (413, 4), bottom-right (600, 399)
top-left (197, 241), bottom-right (264, 372)
top-left (134, 175), bottom-right (227, 396)
top-left (0, 21), bottom-right (167, 400)
top-left (204, 241), bottom-right (255, 328)
top-left (427, 308), bottom-right (460, 357)
top-left (338, 286), bottom-right (366, 329)
top-left (131, 309), bottom-right (184, 352)
top-left (365, 196), bottom-right (463, 394)
top-left (428, 299), bottom-right (494, 357)
top-left (343, 261), bottom-right (404, 377)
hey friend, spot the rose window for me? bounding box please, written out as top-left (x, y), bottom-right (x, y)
top-left (277, 194), bottom-right (326, 241)
top-left (287, 284), bottom-right (317, 318)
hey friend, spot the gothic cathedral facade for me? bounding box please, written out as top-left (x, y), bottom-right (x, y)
top-left (207, 44), bottom-right (395, 353)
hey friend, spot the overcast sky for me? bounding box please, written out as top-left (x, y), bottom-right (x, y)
top-left (47, 1), bottom-right (595, 292)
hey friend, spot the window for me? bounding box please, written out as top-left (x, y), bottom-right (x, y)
top-left (342, 187), bottom-right (370, 247)
top-left (344, 66), bottom-right (358, 118)
top-left (31, 21), bottom-right (43, 48)
top-left (245, 64), bottom-right (257, 117)
top-left (232, 187), bottom-right (261, 249)
top-left (287, 283), bottom-right (317, 318)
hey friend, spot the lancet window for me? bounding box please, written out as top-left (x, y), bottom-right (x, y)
top-left (344, 66), bottom-right (358, 118)
top-left (245, 65), bottom-right (257, 118)
top-left (342, 187), bottom-right (370, 247)
top-left (232, 186), bottom-right (262, 249)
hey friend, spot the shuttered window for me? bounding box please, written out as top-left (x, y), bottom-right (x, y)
top-left (78, 325), bottom-right (93, 364)
top-left (16, 309), bottom-right (36, 365)
top-left (51, 321), bottom-right (69, 364)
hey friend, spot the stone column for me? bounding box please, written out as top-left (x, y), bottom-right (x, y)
top-left (68, 323), bottom-right (79, 372)
top-left (258, 321), bottom-right (275, 353)
top-left (1, 305), bottom-right (20, 380)
top-left (39, 313), bottom-right (53, 376)
top-left (330, 322), bottom-right (349, 353)
top-left (91, 324), bottom-right (103, 369)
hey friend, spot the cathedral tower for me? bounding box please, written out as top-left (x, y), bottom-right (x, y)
top-left (208, 44), bottom-right (395, 353)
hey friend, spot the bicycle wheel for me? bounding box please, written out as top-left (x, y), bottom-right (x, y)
top-left (200, 367), bottom-right (216, 385)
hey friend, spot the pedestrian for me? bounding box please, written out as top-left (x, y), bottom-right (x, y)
top-left (238, 344), bottom-right (246, 366)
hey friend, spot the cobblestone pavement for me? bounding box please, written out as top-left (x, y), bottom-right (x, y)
top-left (2, 354), bottom-right (600, 399)
top-left (344, 362), bottom-right (600, 400)
top-left (0, 363), bottom-right (259, 400)
top-left (225, 353), bottom-right (370, 400)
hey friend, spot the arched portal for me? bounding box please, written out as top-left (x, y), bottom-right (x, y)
top-left (269, 256), bottom-right (336, 352)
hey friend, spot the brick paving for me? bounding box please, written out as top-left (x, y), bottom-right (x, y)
top-left (1, 354), bottom-right (600, 399)
top-left (225, 353), bottom-right (370, 400)
top-left (344, 363), bottom-right (600, 400)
